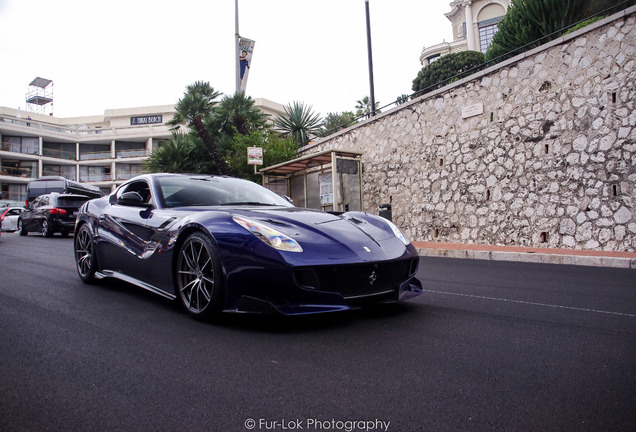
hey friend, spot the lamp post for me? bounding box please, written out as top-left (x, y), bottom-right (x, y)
top-left (365, 0), bottom-right (376, 117)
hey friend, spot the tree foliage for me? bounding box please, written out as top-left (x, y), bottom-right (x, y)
top-left (145, 133), bottom-right (217, 174)
top-left (355, 96), bottom-right (381, 118)
top-left (225, 131), bottom-right (298, 182)
top-left (275, 101), bottom-right (323, 147)
top-left (320, 112), bottom-right (358, 137)
top-left (485, 0), bottom-right (634, 63)
top-left (212, 91), bottom-right (269, 137)
top-left (167, 81), bottom-right (227, 175)
top-left (412, 51), bottom-right (485, 95)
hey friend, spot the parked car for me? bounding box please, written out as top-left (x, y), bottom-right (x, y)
top-left (1, 207), bottom-right (23, 232)
top-left (25, 176), bottom-right (101, 205)
top-left (19, 193), bottom-right (91, 237)
top-left (73, 173), bottom-right (423, 320)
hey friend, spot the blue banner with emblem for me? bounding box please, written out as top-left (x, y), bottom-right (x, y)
top-left (238, 37), bottom-right (255, 92)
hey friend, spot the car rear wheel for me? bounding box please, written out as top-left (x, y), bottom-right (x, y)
top-left (75, 224), bottom-right (98, 283)
top-left (41, 220), bottom-right (53, 237)
top-left (176, 232), bottom-right (223, 320)
top-left (18, 219), bottom-right (27, 236)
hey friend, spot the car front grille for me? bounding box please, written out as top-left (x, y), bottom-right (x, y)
top-left (294, 258), bottom-right (419, 299)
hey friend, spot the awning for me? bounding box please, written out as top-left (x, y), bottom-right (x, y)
top-left (259, 149), bottom-right (362, 176)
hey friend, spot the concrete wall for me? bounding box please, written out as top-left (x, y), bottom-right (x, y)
top-left (302, 7), bottom-right (636, 252)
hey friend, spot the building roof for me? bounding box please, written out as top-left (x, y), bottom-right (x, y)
top-left (259, 149), bottom-right (362, 176)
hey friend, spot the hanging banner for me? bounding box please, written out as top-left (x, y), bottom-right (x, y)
top-left (238, 37), bottom-right (255, 92)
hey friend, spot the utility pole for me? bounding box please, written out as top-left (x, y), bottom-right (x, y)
top-left (365, 0), bottom-right (376, 117)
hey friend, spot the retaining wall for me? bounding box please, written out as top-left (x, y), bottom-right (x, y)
top-left (302, 7), bottom-right (636, 252)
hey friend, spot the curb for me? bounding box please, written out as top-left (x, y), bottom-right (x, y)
top-left (413, 242), bottom-right (636, 270)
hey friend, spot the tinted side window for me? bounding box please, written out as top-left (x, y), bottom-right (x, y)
top-left (119, 180), bottom-right (151, 203)
top-left (37, 197), bottom-right (50, 207)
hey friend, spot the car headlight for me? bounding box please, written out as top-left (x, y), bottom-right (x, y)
top-left (384, 219), bottom-right (410, 245)
top-left (233, 216), bottom-right (303, 253)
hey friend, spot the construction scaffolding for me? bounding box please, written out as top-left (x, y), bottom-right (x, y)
top-left (25, 77), bottom-right (53, 115)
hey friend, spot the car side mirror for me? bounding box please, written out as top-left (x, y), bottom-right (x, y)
top-left (117, 191), bottom-right (152, 208)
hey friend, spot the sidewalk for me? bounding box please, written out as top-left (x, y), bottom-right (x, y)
top-left (412, 241), bottom-right (636, 269)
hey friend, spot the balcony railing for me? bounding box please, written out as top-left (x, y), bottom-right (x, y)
top-left (1, 141), bottom-right (39, 155)
top-left (42, 148), bottom-right (77, 160)
top-left (116, 149), bottom-right (148, 158)
top-left (41, 170), bottom-right (76, 181)
top-left (0, 165), bottom-right (34, 178)
top-left (79, 173), bottom-right (113, 182)
top-left (1, 115), bottom-right (171, 137)
top-left (80, 150), bottom-right (113, 161)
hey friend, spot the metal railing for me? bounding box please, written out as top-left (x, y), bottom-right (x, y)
top-left (41, 169), bottom-right (76, 180)
top-left (1, 115), bottom-right (171, 137)
top-left (0, 141), bottom-right (39, 155)
top-left (79, 150), bottom-right (113, 161)
top-left (0, 165), bottom-right (34, 178)
top-left (116, 148), bottom-right (148, 158)
top-left (42, 148), bottom-right (77, 160)
top-left (79, 173), bottom-right (113, 182)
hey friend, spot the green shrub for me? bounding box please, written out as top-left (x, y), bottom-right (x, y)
top-left (412, 51), bottom-right (486, 95)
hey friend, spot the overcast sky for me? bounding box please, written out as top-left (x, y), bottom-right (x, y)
top-left (0, 0), bottom-right (454, 118)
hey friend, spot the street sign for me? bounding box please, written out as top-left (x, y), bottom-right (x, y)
top-left (247, 147), bottom-right (263, 165)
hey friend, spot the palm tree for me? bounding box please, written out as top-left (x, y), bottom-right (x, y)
top-left (355, 96), bottom-right (381, 119)
top-left (274, 101), bottom-right (322, 147)
top-left (145, 133), bottom-right (216, 174)
top-left (213, 92), bottom-right (269, 136)
top-left (167, 81), bottom-right (227, 175)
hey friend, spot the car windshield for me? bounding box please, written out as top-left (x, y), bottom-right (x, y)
top-left (156, 176), bottom-right (293, 208)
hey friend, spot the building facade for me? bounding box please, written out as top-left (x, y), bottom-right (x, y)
top-left (420, 0), bottom-right (510, 66)
top-left (0, 99), bottom-right (284, 204)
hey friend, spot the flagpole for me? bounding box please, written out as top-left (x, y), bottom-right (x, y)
top-left (365, 0), bottom-right (376, 117)
top-left (235, 0), bottom-right (240, 93)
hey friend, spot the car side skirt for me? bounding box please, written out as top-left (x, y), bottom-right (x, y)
top-left (95, 270), bottom-right (176, 300)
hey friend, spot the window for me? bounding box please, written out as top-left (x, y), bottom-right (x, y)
top-left (427, 54), bottom-right (441, 64)
top-left (479, 23), bottom-right (498, 52)
top-left (3, 136), bottom-right (39, 155)
top-left (43, 164), bottom-right (76, 180)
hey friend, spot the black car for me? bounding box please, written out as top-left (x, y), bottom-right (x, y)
top-left (19, 193), bottom-right (91, 237)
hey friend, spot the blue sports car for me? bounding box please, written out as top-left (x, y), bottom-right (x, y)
top-left (73, 173), bottom-right (423, 320)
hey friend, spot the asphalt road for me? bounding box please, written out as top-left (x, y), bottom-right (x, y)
top-left (0, 232), bottom-right (634, 432)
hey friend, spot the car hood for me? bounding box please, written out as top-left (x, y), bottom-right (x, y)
top-left (227, 207), bottom-right (411, 263)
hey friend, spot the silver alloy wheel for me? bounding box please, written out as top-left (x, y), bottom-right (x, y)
top-left (75, 225), bottom-right (95, 281)
top-left (177, 235), bottom-right (216, 314)
top-left (41, 220), bottom-right (52, 237)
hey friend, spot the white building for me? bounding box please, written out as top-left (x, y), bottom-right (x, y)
top-left (420, 0), bottom-right (510, 66)
top-left (0, 99), bottom-right (284, 204)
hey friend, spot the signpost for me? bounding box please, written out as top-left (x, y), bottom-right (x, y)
top-left (247, 147), bottom-right (263, 165)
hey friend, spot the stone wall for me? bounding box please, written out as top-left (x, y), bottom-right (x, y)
top-left (301, 7), bottom-right (636, 252)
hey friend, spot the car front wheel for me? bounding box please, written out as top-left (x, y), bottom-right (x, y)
top-left (175, 232), bottom-right (223, 320)
top-left (75, 224), bottom-right (98, 283)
